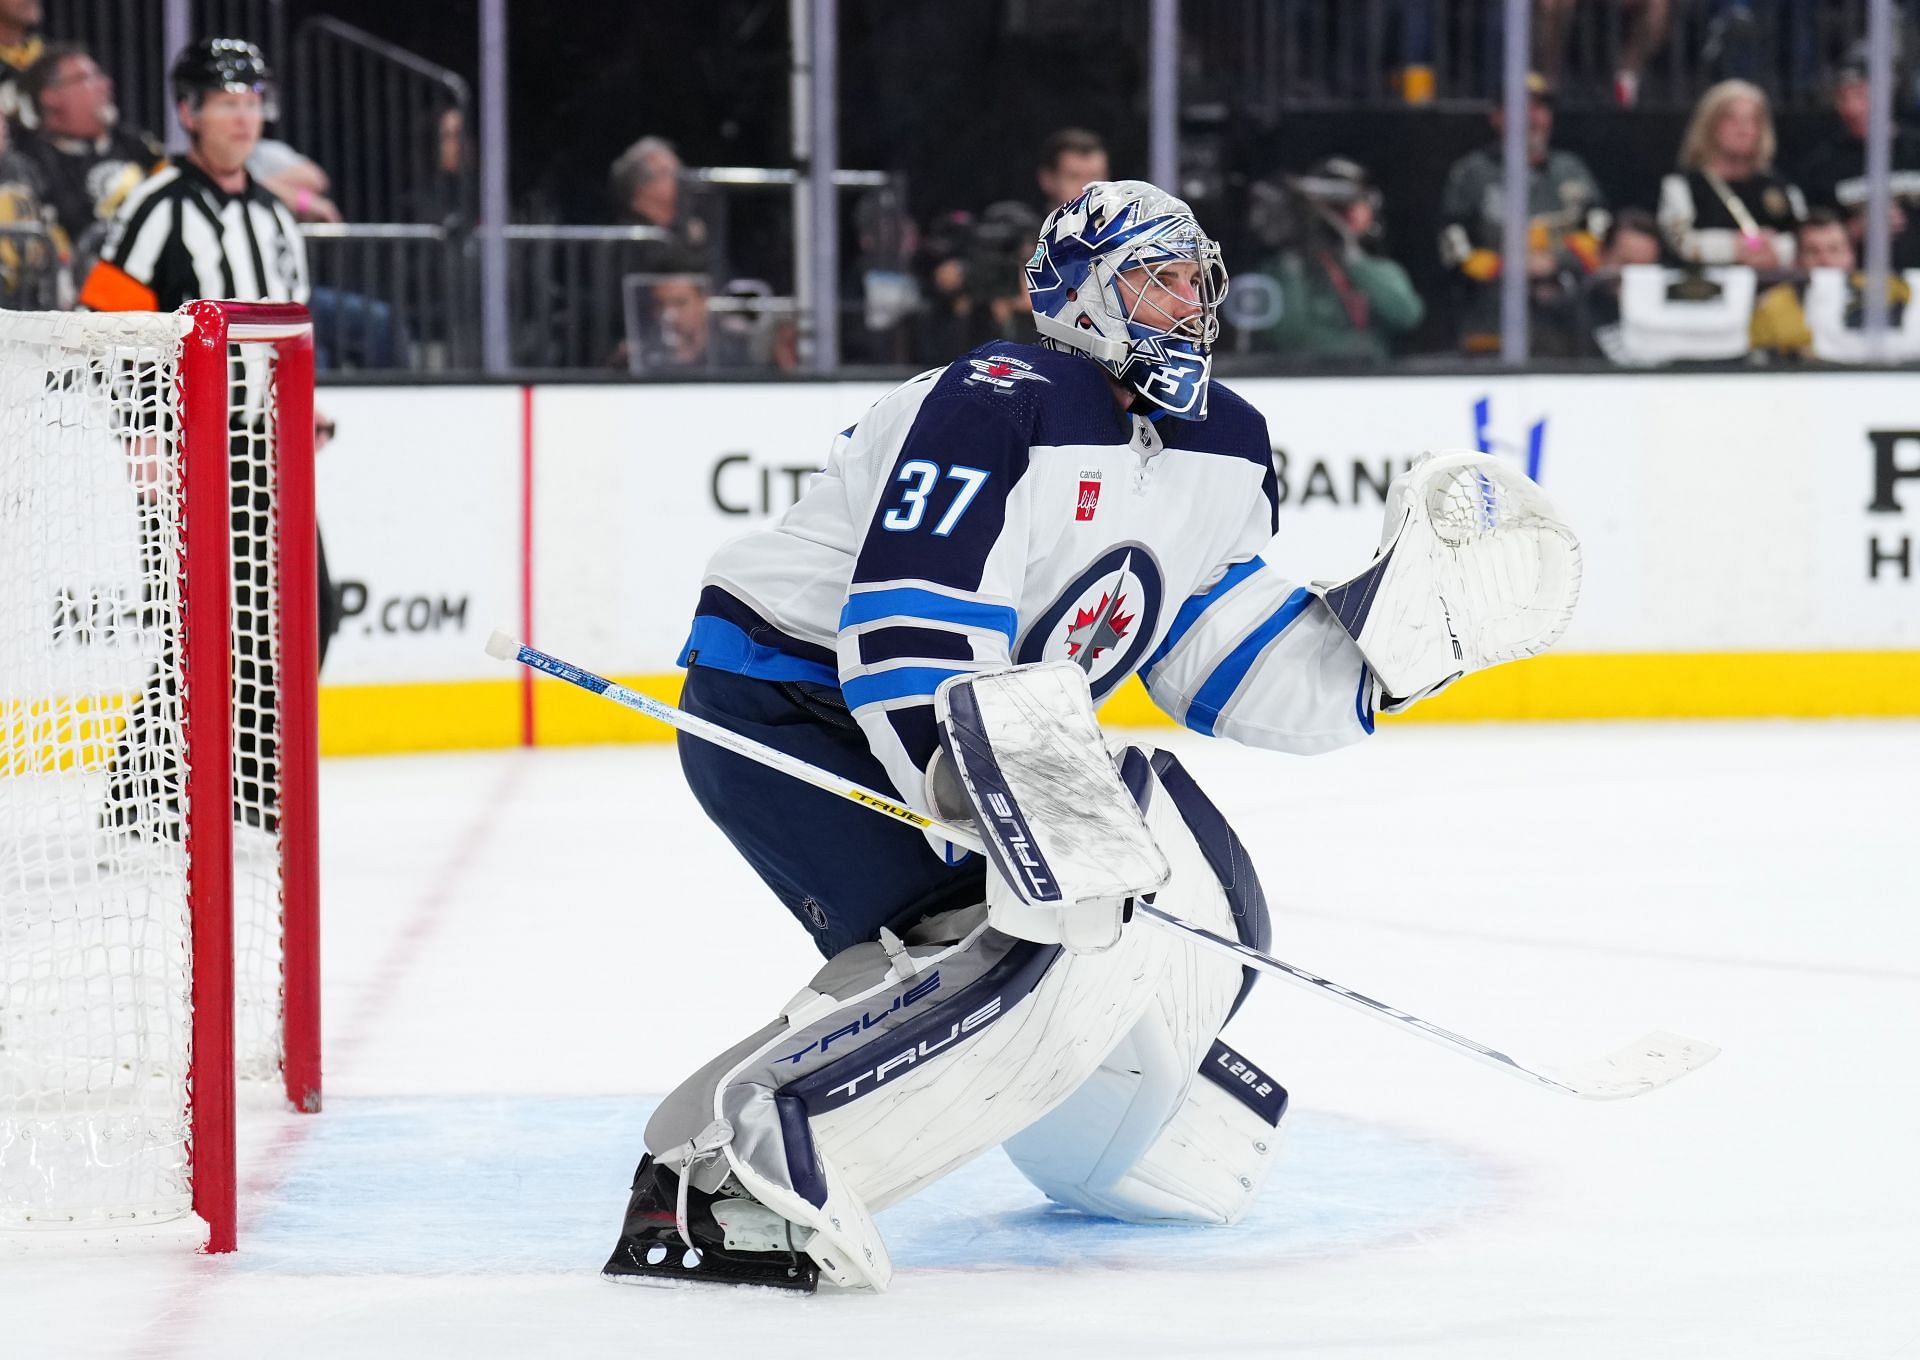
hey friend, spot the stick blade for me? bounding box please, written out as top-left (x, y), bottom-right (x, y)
top-left (1543, 1030), bottom-right (1721, 1100)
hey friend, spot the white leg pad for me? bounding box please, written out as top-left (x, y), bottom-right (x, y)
top-left (644, 746), bottom-right (1264, 1286)
top-left (1003, 745), bottom-right (1289, 1224)
top-left (1005, 1035), bottom-right (1287, 1225)
top-left (645, 903), bottom-right (1197, 1291)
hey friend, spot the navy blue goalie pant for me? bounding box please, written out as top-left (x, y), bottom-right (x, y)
top-left (676, 664), bottom-right (986, 958)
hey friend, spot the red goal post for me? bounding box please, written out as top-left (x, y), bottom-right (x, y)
top-left (0, 301), bottom-right (320, 1254)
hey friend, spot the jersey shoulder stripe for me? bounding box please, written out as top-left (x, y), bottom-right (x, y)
top-left (1142, 556), bottom-right (1267, 676)
top-left (1185, 587), bottom-right (1313, 736)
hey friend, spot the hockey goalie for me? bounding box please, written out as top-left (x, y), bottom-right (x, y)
top-left (606, 180), bottom-right (1580, 1292)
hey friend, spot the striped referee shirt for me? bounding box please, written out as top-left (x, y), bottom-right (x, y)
top-left (79, 157), bottom-right (308, 312)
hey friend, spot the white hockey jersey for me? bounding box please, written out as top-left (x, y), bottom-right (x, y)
top-left (678, 341), bottom-right (1374, 814)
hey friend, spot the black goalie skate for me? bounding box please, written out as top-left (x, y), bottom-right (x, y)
top-left (603, 1154), bottom-right (818, 1294)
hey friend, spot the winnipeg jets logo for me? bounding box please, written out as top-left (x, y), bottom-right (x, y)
top-left (1063, 591), bottom-right (1134, 667)
top-left (966, 355), bottom-right (1051, 390)
top-left (1018, 544), bottom-right (1163, 702)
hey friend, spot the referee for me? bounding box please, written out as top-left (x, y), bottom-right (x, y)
top-left (82, 37), bottom-right (336, 840)
top-left (80, 38), bottom-right (306, 312)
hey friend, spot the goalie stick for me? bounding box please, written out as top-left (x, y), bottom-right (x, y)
top-left (486, 630), bottom-right (1718, 1101)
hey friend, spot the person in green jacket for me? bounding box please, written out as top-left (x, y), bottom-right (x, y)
top-left (1257, 157), bottom-right (1425, 365)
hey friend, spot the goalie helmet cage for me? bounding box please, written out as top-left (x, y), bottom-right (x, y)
top-left (0, 301), bottom-right (320, 1254)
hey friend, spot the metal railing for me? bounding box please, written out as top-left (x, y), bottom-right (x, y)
top-left (296, 218), bottom-right (882, 375)
top-left (504, 226), bottom-right (676, 371)
top-left (300, 224), bottom-right (477, 372)
top-left (285, 17), bottom-right (472, 225)
top-left (1181, 0), bottom-right (1885, 113)
top-left (43, 0), bottom-right (285, 137)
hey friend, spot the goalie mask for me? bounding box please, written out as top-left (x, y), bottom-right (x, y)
top-left (1025, 180), bottom-right (1227, 419)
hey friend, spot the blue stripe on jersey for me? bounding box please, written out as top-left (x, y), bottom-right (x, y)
top-left (1140, 556), bottom-right (1265, 677)
top-left (842, 665), bottom-right (969, 711)
top-left (839, 587), bottom-right (1018, 642)
top-left (1185, 588), bottom-right (1312, 737)
top-left (677, 616), bottom-right (841, 687)
top-left (693, 585), bottom-right (838, 669)
top-left (1355, 667), bottom-right (1376, 735)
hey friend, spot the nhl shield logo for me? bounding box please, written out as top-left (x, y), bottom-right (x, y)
top-left (1017, 544), bottom-right (1164, 702)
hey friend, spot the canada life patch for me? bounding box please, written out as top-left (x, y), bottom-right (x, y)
top-left (1075, 472), bottom-right (1102, 522)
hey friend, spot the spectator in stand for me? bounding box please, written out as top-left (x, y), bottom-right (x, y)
top-left (621, 268), bottom-right (795, 373)
top-left (1258, 157), bottom-right (1424, 364)
top-left (1749, 208), bottom-right (1911, 360)
top-left (15, 45), bottom-right (165, 275)
top-left (0, 108), bottom-right (65, 306)
top-left (610, 134), bottom-right (708, 257)
top-left (249, 137), bottom-right (340, 224)
top-left (0, 0), bottom-right (42, 125)
top-left (402, 103), bottom-right (474, 229)
top-left (1534, 0), bottom-right (1672, 107)
top-left (1438, 72), bottom-right (1607, 356)
top-left (642, 273), bottom-right (717, 368)
top-left (1660, 79), bottom-right (1805, 270)
top-left (1603, 207), bottom-right (1665, 268)
top-left (1586, 207), bottom-right (1664, 360)
top-left (1036, 128), bottom-right (1108, 211)
top-left (1798, 58), bottom-right (1920, 273)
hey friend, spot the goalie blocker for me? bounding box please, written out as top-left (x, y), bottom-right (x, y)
top-left (930, 660), bottom-right (1168, 953)
top-left (610, 743), bottom-right (1285, 1293)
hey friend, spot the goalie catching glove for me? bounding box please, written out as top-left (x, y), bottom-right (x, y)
top-left (1311, 450), bottom-right (1582, 713)
top-left (931, 661), bottom-right (1169, 954)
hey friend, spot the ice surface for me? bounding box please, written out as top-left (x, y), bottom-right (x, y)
top-left (7, 721), bottom-right (1918, 1359)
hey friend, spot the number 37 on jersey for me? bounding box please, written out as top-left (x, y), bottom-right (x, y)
top-left (882, 460), bottom-right (990, 537)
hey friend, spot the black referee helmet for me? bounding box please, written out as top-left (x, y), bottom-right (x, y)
top-left (170, 37), bottom-right (278, 119)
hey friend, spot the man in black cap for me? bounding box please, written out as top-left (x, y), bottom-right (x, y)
top-left (1438, 72), bottom-right (1608, 357)
top-left (1257, 157), bottom-right (1426, 364)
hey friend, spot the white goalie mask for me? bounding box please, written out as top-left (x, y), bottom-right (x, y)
top-left (1024, 180), bottom-right (1228, 419)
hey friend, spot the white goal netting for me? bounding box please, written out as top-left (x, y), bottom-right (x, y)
top-left (0, 310), bottom-right (295, 1232)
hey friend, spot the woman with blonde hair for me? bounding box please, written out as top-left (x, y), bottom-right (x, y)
top-left (1659, 79), bottom-right (1807, 269)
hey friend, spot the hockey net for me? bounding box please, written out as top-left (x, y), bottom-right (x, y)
top-left (0, 304), bottom-right (319, 1252)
